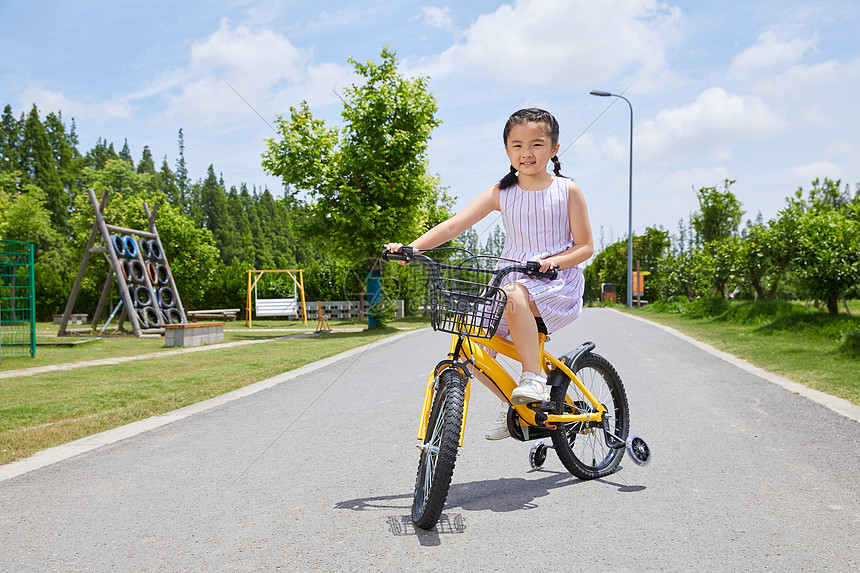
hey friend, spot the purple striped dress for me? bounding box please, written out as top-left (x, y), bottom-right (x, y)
top-left (493, 175), bottom-right (585, 339)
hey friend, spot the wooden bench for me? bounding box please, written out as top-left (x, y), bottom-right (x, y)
top-left (164, 322), bottom-right (225, 347)
top-left (186, 308), bottom-right (240, 321)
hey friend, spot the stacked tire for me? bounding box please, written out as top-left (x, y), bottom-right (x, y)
top-left (112, 234), bottom-right (185, 327)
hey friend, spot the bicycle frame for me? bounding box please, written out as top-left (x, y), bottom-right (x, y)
top-left (418, 331), bottom-right (609, 445)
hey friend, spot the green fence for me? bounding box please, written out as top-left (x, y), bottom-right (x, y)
top-left (1, 240), bottom-right (36, 361)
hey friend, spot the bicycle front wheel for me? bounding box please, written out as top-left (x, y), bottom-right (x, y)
top-left (550, 352), bottom-right (629, 480)
top-left (412, 368), bottom-right (465, 530)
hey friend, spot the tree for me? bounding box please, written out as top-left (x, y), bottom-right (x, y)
top-left (779, 179), bottom-right (860, 314)
top-left (690, 179), bottom-right (744, 249)
top-left (483, 225), bottom-right (506, 258)
top-left (0, 105), bottom-right (21, 172)
top-left (689, 180), bottom-right (745, 297)
top-left (119, 138), bottom-right (134, 167)
top-left (793, 210), bottom-right (859, 314)
top-left (19, 105), bottom-right (68, 231)
top-left (138, 146), bottom-right (155, 175)
top-left (262, 46), bottom-right (447, 327)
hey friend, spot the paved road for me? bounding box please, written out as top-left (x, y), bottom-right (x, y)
top-left (1, 309), bottom-right (857, 571)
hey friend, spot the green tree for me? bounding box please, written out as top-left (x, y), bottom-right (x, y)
top-left (0, 104), bottom-right (21, 171)
top-left (0, 175), bottom-right (72, 319)
top-left (689, 180), bottom-right (745, 297)
top-left (262, 46), bottom-right (447, 327)
top-left (690, 179), bottom-right (744, 249)
top-left (19, 105), bottom-right (68, 231)
top-left (138, 146), bottom-right (156, 175)
top-left (585, 227), bottom-right (669, 303)
top-left (483, 225), bottom-right (506, 258)
top-left (84, 137), bottom-right (119, 171)
top-left (119, 138), bottom-right (134, 167)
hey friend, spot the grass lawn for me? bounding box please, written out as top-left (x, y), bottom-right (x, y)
top-left (0, 316), bottom-right (430, 465)
top-left (615, 299), bottom-right (860, 406)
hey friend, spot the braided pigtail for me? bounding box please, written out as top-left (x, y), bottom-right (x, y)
top-left (551, 155), bottom-right (564, 177)
top-left (498, 165), bottom-right (518, 190)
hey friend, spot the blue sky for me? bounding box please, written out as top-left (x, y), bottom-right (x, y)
top-left (2, 0), bottom-right (859, 249)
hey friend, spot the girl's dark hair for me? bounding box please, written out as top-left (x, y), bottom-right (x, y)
top-left (499, 108), bottom-right (564, 189)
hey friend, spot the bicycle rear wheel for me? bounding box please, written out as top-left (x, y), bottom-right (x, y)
top-left (550, 352), bottom-right (629, 480)
top-left (412, 368), bottom-right (465, 530)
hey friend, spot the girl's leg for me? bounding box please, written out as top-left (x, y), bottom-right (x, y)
top-left (503, 282), bottom-right (541, 374)
top-left (469, 366), bottom-right (508, 402)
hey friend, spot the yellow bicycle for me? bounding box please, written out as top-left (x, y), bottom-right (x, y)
top-left (383, 246), bottom-right (651, 530)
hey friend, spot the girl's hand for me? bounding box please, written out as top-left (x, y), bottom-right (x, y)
top-left (537, 258), bottom-right (560, 274)
top-left (384, 242), bottom-right (411, 265)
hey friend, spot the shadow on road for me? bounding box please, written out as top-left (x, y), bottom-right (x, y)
top-left (334, 468), bottom-right (645, 545)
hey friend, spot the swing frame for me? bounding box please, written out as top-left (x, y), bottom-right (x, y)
top-left (245, 269), bottom-right (307, 328)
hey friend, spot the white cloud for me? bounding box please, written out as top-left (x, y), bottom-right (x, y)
top-left (729, 31), bottom-right (815, 79)
top-left (18, 86), bottom-right (133, 124)
top-left (420, 6), bottom-right (453, 30)
top-left (158, 20), bottom-right (354, 129)
top-left (792, 160), bottom-right (841, 181)
top-left (417, 0), bottom-right (681, 88)
top-left (637, 87), bottom-right (785, 164)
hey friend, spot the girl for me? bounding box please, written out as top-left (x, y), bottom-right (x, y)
top-left (386, 108), bottom-right (594, 440)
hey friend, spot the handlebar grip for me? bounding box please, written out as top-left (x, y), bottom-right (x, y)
top-left (525, 261), bottom-right (558, 280)
top-left (381, 245), bottom-right (414, 262)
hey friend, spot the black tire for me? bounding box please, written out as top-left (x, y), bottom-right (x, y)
top-left (412, 368), bottom-right (465, 530)
top-left (129, 260), bottom-right (146, 283)
top-left (133, 285), bottom-right (153, 308)
top-left (149, 240), bottom-right (163, 261)
top-left (139, 239), bottom-right (153, 259)
top-left (165, 307), bottom-right (184, 324)
top-left (158, 286), bottom-right (176, 308)
top-left (550, 352), bottom-right (629, 480)
top-left (141, 306), bottom-right (163, 328)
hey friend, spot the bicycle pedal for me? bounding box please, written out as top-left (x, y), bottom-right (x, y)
top-left (525, 400), bottom-right (555, 411)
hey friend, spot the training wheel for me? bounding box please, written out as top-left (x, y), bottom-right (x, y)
top-left (529, 441), bottom-right (550, 469)
top-left (626, 435), bottom-right (651, 467)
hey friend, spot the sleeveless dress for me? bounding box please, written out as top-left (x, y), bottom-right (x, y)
top-left (493, 175), bottom-right (585, 339)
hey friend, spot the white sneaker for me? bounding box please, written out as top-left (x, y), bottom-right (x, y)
top-left (485, 403), bottom-right (510, 440)
top-left (510, 371), bottom-right (550, 405)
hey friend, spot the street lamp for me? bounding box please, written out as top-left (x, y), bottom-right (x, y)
top-left (591, 89), bottom-right (634, 308)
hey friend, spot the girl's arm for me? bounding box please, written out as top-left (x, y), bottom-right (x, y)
top-left (537, 180), bottom-right (594, 272)
top-left (396, 184), bottom-right (500, 252)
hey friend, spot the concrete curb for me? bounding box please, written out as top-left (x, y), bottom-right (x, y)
top-left (0, 328), bottom-right (427, 482)
top-left (611, 309), bottom-right (860, 423)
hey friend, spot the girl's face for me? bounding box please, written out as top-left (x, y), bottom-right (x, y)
top-left (504, 122), bottom-right (561, 180)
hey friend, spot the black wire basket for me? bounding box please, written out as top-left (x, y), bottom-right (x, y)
top-left (429, 276), bottom-right (508, 338)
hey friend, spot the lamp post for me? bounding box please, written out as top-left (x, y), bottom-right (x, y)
top-left (590, 89), bottom-right (634, 307)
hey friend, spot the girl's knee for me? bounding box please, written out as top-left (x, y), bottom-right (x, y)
top-left (503, 283), bottom-right (531, 315)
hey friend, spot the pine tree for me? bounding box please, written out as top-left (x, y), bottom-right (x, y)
top-left (0, 104), bottom-right (21, 172)
top-left (84, 137), bottom-right (119, 170)
top-left (175, 129), bottom-right (189, 210)
top-left (21, 105), bottom-right (67, 230)
top-left (119, 138), bottom-right (134, 167)
top-left (157, 156), bottom-right (182, 206)
top-left (138, 145), bottom-right (155, 174)
top-left (197, 164), bottom-right (235, 262)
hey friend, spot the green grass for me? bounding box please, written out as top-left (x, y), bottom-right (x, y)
top-left (1, 317), bottom-right (430, 465)
top-left (617, 298), bottom-right (860, 405)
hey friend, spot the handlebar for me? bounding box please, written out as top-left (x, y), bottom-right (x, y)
top-left (381, 245), bottom-right (558, 282)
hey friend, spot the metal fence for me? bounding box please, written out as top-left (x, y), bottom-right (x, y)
top-left (0, 240), bottom-right (36, 361)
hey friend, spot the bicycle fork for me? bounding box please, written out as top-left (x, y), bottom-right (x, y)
top-left (417, 361), bottom-right (472, 447)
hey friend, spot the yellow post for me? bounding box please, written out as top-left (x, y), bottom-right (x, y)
top-left (298, 269), bottom-right (307, 325)
top-left (246, 270), bottom-right (252, 329)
